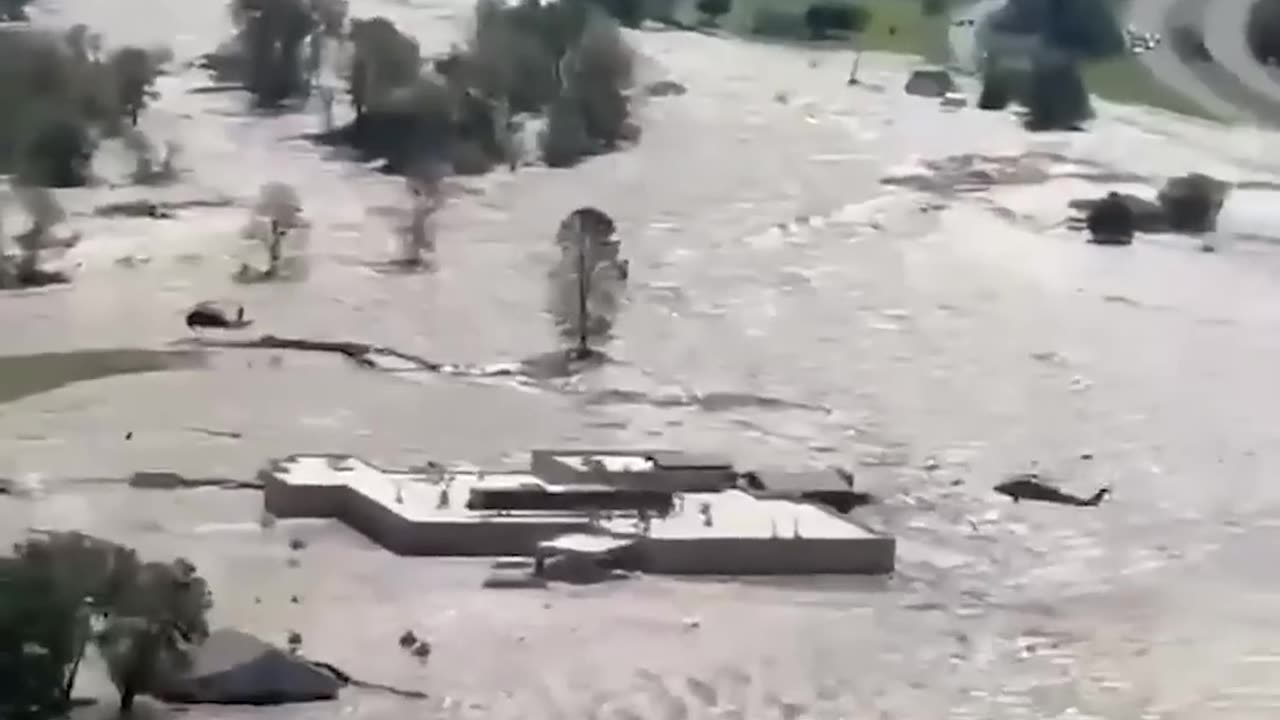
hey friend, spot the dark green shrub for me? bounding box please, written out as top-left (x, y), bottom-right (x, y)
top-left (697, 0), bottom-right (732, 23)
top-left (751, 8), bottom-right (810, 39)
top-left (922, 0), bottom-right (947, 16)
top-left (0, 532), bottom-right (212, 715)
top-left (230, 0), bottom-right (318, 108)
top-left (314, 0), bottom-right (637, 175)
top-left (591, 0), bottom-right (646, 28)
top-left (977, 69), bottom-right (1012, 110)
top-left (0, 28), bottom-right (155, 188)
top-left (451, 139), bottom-right (495, 175)
top-left (108, 47), bottom-right (160, 126)
top-left (803, 3), bottom-right (869, 40)
top-left (1248, 0), bottom-right (1280, 64)
top-left (1023, 58), bottom-right (1092, 131)
top-left (542, 94), bottom-right (592, 167)
top-left (1157, 173), bottom-right (1228, 233)
top-left (348, 16), bottom-right (422, 119)
top-left (990, 0), bottom-right (1124, 58)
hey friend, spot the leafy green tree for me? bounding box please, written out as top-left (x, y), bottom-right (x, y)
top-left (977, 68), bottom-right (1012, 110)
top-left (0, 555), bottom-right (81, 720)
top-left (1023, 58), bottom-right (1092, 130)
top-left (231, 0), bottom-right (318, 107)
top-left (108, 47), bottom-right (160, 126)
top-left (0, 26), bottom-right (162, 188)
top-left (347, 17), bottom-right (421, 121)
top-left (0, 532), bottom-right (212, 715)
top-left (803, 3), bottom-right (869, 40)
top-left (563, 12), bottom-right (634, 149)
top-left (990, 0), bottom-right (1123, 58)
top-left (96, 559), bottom-right (211, 712)
top-left (548, 207), bottom-right (626, 357)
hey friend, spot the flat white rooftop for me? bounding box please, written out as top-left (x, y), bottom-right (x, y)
top-left (601, 490), bottom-right (872, 540)
top-left (274, 454), bottom-right (591, 524)
top-left (262, 454), bottom-right (894, 574)
top-left (557, 454), bottom-right (655, 473)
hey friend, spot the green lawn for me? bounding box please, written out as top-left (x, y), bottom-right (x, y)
top-left (1080, 0), bottom-right (1217, 119)
top-left (1083, 55), bottom-right (1216, 119)
top-left (683, 0), bottom-right (956, 64)
top-left (675, 0), bottom-right (1216, 119)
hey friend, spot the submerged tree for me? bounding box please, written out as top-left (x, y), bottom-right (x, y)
top-left (549, 207), bottom-right (628, 358)
top-left (347, 16), bottom-right (421, 123)
top-left (977, 67), bottom-right (1013, 110)
top-left (107, 46), bottom-right (161, 126)
top-left (247, 181), bottom-right (304, 278)
top-left (398, 174), bottom-right (444, 267)
top-left (0, 25), bottom-right (165, 188)
top-left (3, 183), bottom-right (71, 287)
top-left (1023, 57), bottom-right (1092, 130)
top-left (231, 0), bottom-right (318, 107)
top-left (122, 128), bottom-right (180, 185)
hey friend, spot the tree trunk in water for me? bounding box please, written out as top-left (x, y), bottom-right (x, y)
top-left (62, 616), bottom-right (91, 701)
top-left (575, 238), bottom-right (590, 359)
top-left (17, 249), bottom-right (38, 285)
top-left (119, 685), bottom-right (137, 713)
top-left (267, 220), bottom-right (283, 277)
top-left (130, 107), bottom-right (138, 126)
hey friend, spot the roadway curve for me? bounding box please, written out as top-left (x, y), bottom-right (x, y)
top-left (950, 0), bottom-right (1280, 125)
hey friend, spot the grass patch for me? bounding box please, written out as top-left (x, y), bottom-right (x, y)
top-left (682, 0), bottom-right (956, 64)
top-left (1080, 0), bottom-right (1217, 120)
top-left (1083, 55), bottom-right (1216, 119)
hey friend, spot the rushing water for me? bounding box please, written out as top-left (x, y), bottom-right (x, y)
top-left (5, 0), bottom-right (1280, 717)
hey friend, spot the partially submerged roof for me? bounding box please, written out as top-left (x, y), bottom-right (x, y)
top-left (740, 468), bottom-right (855, 493)
top-left (538, 533), bottom-right (637, 556)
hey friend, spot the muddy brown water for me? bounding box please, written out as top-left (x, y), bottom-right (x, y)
top-left (4, 0), bottom-right (1280, 716)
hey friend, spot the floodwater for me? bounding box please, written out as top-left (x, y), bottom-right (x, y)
top-left (5, 0), bottom-right (1280, 717)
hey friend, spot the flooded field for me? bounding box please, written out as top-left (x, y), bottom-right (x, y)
top-left (5, 0), bottom-right (1280, 717)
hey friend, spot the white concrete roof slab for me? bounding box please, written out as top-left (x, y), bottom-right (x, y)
top-left (602, 490), bottom-right (872, 540)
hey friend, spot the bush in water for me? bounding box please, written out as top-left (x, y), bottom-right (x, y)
top-left (247, 181), bottom-right (304, 278)
top-left (803, 3), bottom-right (870, 40)
top-left (0, 26), bottom-right (162, 187)
top-left (1248, 0), bottom-right (1280, 65)
top-left (977, 68), bottom-right (1013, 110)
top-left (229, 0), bottom-right (321, 107)
top-left (1157, 173), bottom-right (1229, 233)
top-left (318, 1), bottom-right (635, 174)
top-left (989, 0), bottom-right (1125, 59)
top-left (1023, 58), bottom-right (1092, 131)
top-left (696, 0), bottom-right (732, 24)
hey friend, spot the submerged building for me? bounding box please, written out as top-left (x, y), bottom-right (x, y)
top-left (261, 450), bottom-right (895, 575)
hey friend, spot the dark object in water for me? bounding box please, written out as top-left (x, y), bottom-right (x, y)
top-left (186, 301), bottom-right (252, 331)
top-left (1086, 191), bottom-right (1135, 245)
top-left (1157, 172), bottom-right (1229, 234)
top-left (994, 473), bottom-right (1110, 506)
